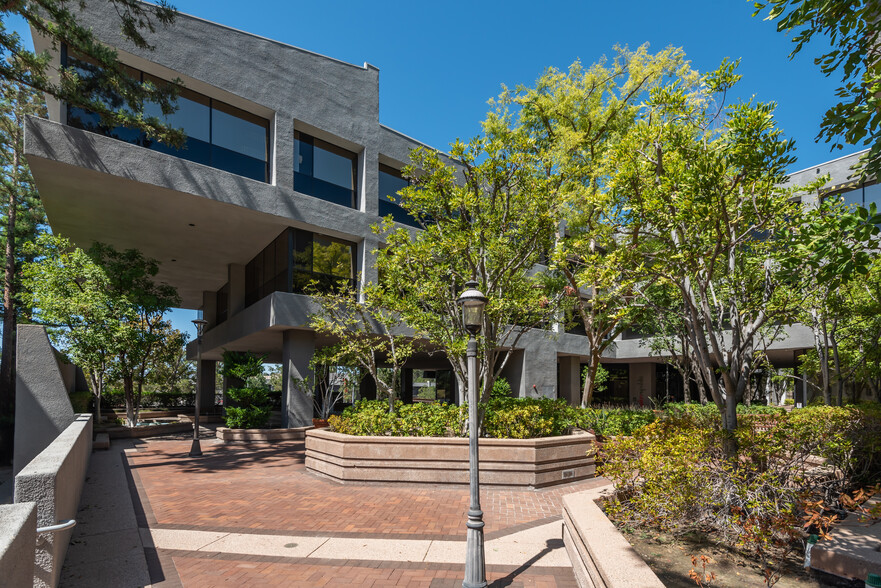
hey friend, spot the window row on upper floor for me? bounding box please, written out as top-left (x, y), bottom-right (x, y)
top-left (62, 48), bottom-right (423, 227)
top-left (63, 49), bottom-right (271, 182)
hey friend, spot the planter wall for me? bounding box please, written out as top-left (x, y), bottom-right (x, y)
top-left (305, 428), bottom-right (596, 489)
top-left (562, 485), bottom-right (664, 588)
top-left (216, 426), bottom-right (312, 443)
top-left (101, 422), bottom-right (193, 439)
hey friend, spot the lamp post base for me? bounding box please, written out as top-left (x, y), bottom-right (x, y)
top-left (463, 507), bottom-right (487, 588)
top-left (188, 438), bottom-right (202, 457)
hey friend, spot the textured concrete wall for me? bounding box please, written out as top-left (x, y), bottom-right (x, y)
top-left (0, 502), bottom-right (37, 588)
top-left (15, 414), bottom-right (92, 588)
top-left (562, 486), bottom-right (665, 587)
top-left (14, 325), bottom-right (75, 476)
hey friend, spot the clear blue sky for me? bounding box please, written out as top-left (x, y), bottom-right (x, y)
top-left (10, 0), bottom-right (862, 340)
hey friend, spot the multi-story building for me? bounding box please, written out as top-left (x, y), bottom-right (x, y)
top-left (25, 5), bottom-right (865, 422)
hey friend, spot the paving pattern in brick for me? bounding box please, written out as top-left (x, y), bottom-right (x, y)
top-left (127, 438), bottom-right (606, 587)
top-left (170, 553), bottom-right (577, 588)
top-left (127, 439), bottom-right (606, 540)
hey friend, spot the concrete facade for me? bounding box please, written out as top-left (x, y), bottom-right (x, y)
top-left (22, 3), bottom-right (858, 414)
top-left (14, 413), bottom-right (92, 588)
top-left (14, 325), bottom-right (76, 476)
top-left (0, 502), bottom-right (37, 588)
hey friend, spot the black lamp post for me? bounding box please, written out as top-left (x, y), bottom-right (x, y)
top-left (189, 318), bottom-right (208, 457)
top-left (457, 280), bottom-right (488, 588)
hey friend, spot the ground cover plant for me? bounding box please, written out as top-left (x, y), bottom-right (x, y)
top-left (599, 405), bottom-right (881, 586)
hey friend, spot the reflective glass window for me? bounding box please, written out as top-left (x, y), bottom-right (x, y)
top-left (63, 48), bottom-right (270, 182)
top-left (294, 131), bottom-right (357, 208)
top-left (378, 163), bottom-right (420, 227)
top-left (864, 183), bottom-right (881, 210)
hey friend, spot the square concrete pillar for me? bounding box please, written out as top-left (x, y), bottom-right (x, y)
top-left (558, 356), bottom-right (581, 407)
top-left (629, 363), bottom-right (656, 408)
top-left (282, 330), bottom-right (315, 427)
top-left (198, 360), bottom-right (216, 412)
top-left (521, 343), bottom-right (558, 399)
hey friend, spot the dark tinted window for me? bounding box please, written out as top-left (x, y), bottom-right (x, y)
top-left (64, 50), bottom-right (270, 182)
top-left (245, 228), bottom-right (357, 305)
top-left (294, 131), bottom-right (357, 208)
top-left (378, 163), bottom-right (420, 228)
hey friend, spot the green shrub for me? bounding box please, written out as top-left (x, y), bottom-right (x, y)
top-left (572, 407), bottom-right (655, 436)
top-left (482, 397), bottom-right (571, 438)
top-left (329, 399), bottom-right (465, 437)
top-left (600, 405), bottom-right (881, 564)
top-left (222, 350), bottom-right (271, 429)
top-left (490, 377), bottom-right (512, 399)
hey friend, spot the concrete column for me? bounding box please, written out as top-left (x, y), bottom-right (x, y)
top-left (201, 290), bottom-right (217, 328)
top-left (359, 234), bottom-right (380, 299)
top-left (282, 329), bottom-right (315, 427)
top-left (361, 147), bottom-right (379, 216)
top-left (198, 360), bottom-right (216, 412)
top-left (629, 363), bottom-right (656, 408)
top-left (520, 343), bottom-right (557, 398)
top-left (228, 263), bottom-right (246, 315)
top-left (274, 115), bottom-right (295, 190)
top-left (558, 356), bottom-right (581, 407)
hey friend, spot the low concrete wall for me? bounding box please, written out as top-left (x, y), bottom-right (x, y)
top-left (562, 485), bottom-right (664, 588)
top-left (305, 429), bottom-right (595, 488)
top-left (15, 414), bottom-right (92, 588)
top-left (0, 502), bottom-right (37, 588)
top-left (217, 426), bottom-right (311, 443)
top-left (101, 422), bottom-right (193, 439)
top-left (14, 325), bottom-right (76, 476)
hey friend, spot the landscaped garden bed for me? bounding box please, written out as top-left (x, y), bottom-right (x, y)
top-left (596, 404), bottom-right (881, 587)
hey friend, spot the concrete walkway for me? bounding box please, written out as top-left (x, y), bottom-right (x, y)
top-left (60, 433), bottom-right (606, 587)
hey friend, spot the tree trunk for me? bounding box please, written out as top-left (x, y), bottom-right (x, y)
top-left (124, 375), bottom-right (136, 427)
top-left (0, 121), bottom-right (20, 465)
top-left (580, 358), bottom-right (599, 408)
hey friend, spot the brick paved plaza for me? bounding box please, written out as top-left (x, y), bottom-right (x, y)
top-left (111, 438), bottom-right (606, 587)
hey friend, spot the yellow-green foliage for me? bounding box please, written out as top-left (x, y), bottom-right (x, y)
top-left (600, 405), bottom-right (881, 556)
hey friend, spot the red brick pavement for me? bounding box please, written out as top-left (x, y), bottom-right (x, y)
top-left (128, 439), bottom-right (606, 540)
top-left (127, 438), bottom-right (606, 587)
top-left (171, 554), bottom-right (577, 588)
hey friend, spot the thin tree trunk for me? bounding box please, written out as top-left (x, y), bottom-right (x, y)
top-left (0, 103), bottom-right (20, 464)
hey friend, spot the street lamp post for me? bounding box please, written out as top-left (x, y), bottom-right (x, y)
top-left (189, 318), bottom-right (209, 457)
top-left (457, 281), bottom-right (488, 588)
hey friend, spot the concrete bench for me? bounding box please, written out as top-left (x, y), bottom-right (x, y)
top-left (93, 433), bottom-right (110, 450)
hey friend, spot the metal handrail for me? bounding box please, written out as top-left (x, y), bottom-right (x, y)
top-left (36, 519), bottom-right (76, 534)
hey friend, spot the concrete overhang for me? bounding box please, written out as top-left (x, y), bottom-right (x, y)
top-left (24, 117), bottom-right (376, 308)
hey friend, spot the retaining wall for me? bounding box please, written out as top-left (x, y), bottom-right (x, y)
top-left (217, 426), bottom-right (311, 443)
top-left (562, 485), bottom-right (664, 588)
top-left (15, 413), bottom-right (92, 588)
top-left (0, 502), bottom-right (37, 588)
top-left (305, 429), bottom-right (595, 488)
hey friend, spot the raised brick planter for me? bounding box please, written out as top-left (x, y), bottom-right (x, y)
top-left (305, 428), bottom-right (596, 488)
top-left (216, 426), bottom-right (312, 443)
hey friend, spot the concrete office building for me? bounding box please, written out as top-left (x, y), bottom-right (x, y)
top-left (24, 5), bottom-right (866, 423)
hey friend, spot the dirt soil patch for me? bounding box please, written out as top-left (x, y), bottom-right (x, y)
top-left (622, 528), bottom-right (863, 587)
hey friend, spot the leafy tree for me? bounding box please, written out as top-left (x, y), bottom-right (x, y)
top-left (0, 79), bottom-right (46, 462)
top-left (1, 0), bottom-right (184, 146)
top-left (220, 350), bottom-right (270, 429)
top-left (609, 59), bottom-right (807, 454)
top-left (88, 243), bottom-right (179, 426)
top-left (23, 236), bottom-right (179, 426)
top-left (22, 235), bottom-right (123, 423)
top-left (375, 109), bottom-right (563, 403)
top-left (509, 46), bottom-right (687, 406)
top-left (140, 324), bottom-right (192, 404)
top-left (754, 0), bottom-right (881, 177)
top-left (309, 284), bottom-right (416, 414)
